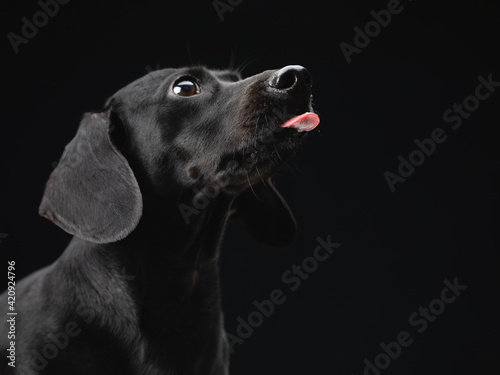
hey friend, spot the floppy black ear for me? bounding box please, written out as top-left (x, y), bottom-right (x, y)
top-left (230, 178), bottom-right (297, 248)
top-left (39, 111), bottom-right (143, 244)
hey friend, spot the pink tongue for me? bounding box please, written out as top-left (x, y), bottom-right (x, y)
top-left (280, 112), bottom-right (320, 132)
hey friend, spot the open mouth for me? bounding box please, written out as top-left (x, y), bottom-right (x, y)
top-left (269, 111), bottom-right (320, 145)
top-left (279, 112), bottom-right (320, 132)
top-left (242, 111), bottom-right (320, 165)
top-left (215, 111), bottom-right (320, 193)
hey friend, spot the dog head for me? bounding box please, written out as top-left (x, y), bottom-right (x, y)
top-left (40, 65), bottom-right (319, 247)
top-left (108, 65), bottom-right (318, 192)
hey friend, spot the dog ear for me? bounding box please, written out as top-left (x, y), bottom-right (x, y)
top-left (230, 178), bottom-right (297, 248)
top-left (39, 111), bottom-right (143, 244)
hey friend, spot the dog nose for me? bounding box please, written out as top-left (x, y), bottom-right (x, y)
top-left (268, 65), bottom-right (312, 92)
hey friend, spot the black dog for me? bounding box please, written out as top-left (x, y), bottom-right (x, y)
top-left (0, 65), bottom-right (319, 374)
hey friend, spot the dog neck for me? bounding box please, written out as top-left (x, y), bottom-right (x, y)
top-left (55, 188), bottom-right (234, 373)
top-left (109, 189), bottom-right (233, 370)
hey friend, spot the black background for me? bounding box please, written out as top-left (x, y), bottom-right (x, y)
top-left (1, 0), bottom-right (499, 374)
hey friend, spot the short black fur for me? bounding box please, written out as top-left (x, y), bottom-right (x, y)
top-left (0, 65), bottom-right (316, 375)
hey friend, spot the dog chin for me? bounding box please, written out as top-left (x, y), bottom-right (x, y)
top-left (214, 141), bottom-right (303, 194)
top-left (213, 108), bottom-right (318, 194)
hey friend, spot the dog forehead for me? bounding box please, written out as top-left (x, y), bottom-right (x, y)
top-left (174, 66), bottom-right (241, 82)
top-left (211, 69), bottom-right (242, 82)
top-left (111, 66), bottom-right (241, 101)
top-left (109, 68), bottom-right (176, 105)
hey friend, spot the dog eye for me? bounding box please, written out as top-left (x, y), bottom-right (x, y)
top-left (173, 80), bottom-right (201, 97)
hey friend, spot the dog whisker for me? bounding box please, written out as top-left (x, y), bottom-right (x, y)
top-left (246, 171), bottom-right (259, 200)
top-left (236, 56), bottom-right (258, 75)
top-left (18, 64), bottom-right (315, 372)
top-left (256, 166), bottom-right (265, 185)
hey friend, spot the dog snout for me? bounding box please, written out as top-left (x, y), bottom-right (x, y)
top-left (268, 65), bottom-right (312, 94)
